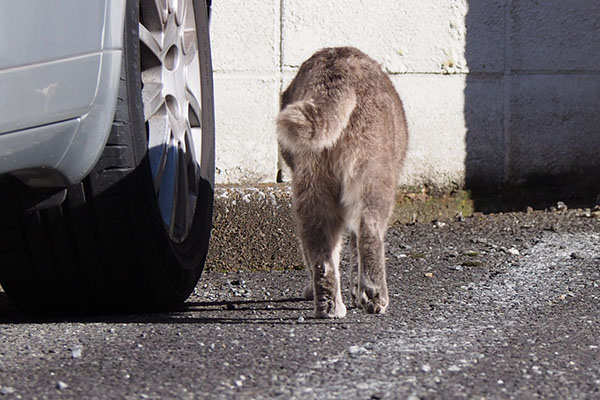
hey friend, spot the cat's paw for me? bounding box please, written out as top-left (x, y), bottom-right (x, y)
top-left (355, 286), bottom-right (388, 314)
top-left (314, 297), bottom-right (347, 319)
top-left (303, 283), bottom-right (314, 300)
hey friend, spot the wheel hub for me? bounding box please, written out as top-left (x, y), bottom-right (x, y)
top-left (138, 0), bottom-right (203, 243)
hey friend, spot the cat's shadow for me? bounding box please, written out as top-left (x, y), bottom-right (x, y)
top-left (0, 291), bottom-right (325, 325)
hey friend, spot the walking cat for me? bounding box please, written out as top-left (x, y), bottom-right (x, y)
top-left (277, 47), bottom-right (408, 318)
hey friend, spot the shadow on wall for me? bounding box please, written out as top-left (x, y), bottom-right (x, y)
top-left (464, 0), bottom-right (600, 212)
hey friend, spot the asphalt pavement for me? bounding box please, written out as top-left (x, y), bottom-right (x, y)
top-left (0, 209), bottom-right (599, 399)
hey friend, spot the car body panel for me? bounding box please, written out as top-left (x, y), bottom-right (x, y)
top-left (0, 0), bottom-right (126, 187)
top-left (0, 0), bottom-right (106, 70)
top-left (0, 119), bottom-right (79, 187)
top-left (53, 49), bottom-right (123, 186)
top-left (0, 54), bottom-right (101, 134)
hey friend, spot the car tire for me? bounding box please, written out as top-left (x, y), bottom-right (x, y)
top-left (0, 0), bottom-right (214, 314)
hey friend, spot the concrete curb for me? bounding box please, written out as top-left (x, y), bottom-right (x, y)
top-left (206, 184), bottom-right (474, 272)
top-left (207, 184), bottom-right (300, 272)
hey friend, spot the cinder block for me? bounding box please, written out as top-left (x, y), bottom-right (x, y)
top-left (281, 0), bottom-right (469, 74)
top-left (391, 74), bottom-right (468, 189)
top-left (464, 0), bottom-right (506, 73)
top-left (210, 0), bottom-right (280, 73)
top-left (463, 76), bottom-right (505, 188)
top-left (508, 74), bottom-right (600, 185)
top-left (213, 74), bottom-right (280, 183)
top-left (510, 1), bottom-right (600, 71)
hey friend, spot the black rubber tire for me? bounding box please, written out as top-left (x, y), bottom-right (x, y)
top-left (0, 0), bottom-right (215, 314)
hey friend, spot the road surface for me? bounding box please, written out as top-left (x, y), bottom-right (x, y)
top-left (0, 210), bottom-right (599, 399)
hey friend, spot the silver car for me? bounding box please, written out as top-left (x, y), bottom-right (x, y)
top-left (0, 0), bottom-right (215, 313)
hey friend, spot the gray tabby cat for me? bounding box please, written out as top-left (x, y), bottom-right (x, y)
top-left (277, 47), bottom-right (408, 318)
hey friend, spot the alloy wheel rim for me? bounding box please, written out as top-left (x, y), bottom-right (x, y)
top-left (139, 0), bottom-right (203, 243)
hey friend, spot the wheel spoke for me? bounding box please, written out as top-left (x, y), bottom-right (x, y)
top-left (185, 45), bottom-right (201, 125)
top-left (184, 124), bottom-right (199, 169)
top-left (186, 87), bottom-right (201, 128)
top-left (173, 143), bottom-right (190, 235)
top-left (170, 0), bottom-right (187, 26)
top-left (150, 141), bottom-right (168, 192)
top-left (140, 0), bottom-right (168, 29)
top-left (181, 0), bottom-right (197, 55)
top-left (185, 127), bottom-right (200, 198)
top-left (142, 83), bottom-right (165, 122)
top-left (182, 30), bottom-right (197, 56)
top-left (156, 0), bottom-right (169, 25)
top-left (139, 23), bottom-right (163, 61)
top-left (147, 113), bottom-right (170, 190)
top-left (167, 105), bottom-right (184, 140)
top-left (157, 140), bottom-right (178, 230)
top-left (189, 127), bottom-right (203, 170)
top-left (163, 11), bottom-right (179, 49)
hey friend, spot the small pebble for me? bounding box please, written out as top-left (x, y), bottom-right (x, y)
top-left (433, 220), bottom-right (446, 228)
top-left (570, 252), bottom-right (584, 260)
top-left (421, 364), bottom-right (432, 372)
top-left (0, 386), bottom-right (15, 395)
top-left (71, 347), bottom-right (82, 359)
top-left (56, 381), bottom-right (68, 390)
top-left (507, 248), bottom-right (520, 256)
top-left (448, 365), bottom-right (461, 372)
top-left (348, 345), bottom-right (368, 355)
top-left (297, 316), bottom-right (305, 323)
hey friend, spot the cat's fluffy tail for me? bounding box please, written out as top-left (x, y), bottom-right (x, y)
top-left (276, 90), bottom-right (356, 153)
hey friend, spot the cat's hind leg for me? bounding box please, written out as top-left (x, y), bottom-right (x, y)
top-left (296, 197), bottom-right (346, 318)
top-left (309, 236), bottom-right (345, 318)
top-left (355, 212), bottom-right (389, 314)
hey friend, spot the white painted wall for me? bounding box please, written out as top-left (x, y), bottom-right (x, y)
top-left (210, 0), bottom-right (600, 189)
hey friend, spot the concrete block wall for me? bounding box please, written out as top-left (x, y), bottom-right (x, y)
top-left (210, 0), bottom-right (600, 190)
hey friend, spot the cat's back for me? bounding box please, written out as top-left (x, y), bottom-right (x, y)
top-left (279, 47), bottom-right (408, 175)
top-left (282, 47), bottom-right (388, 106)
top-left (299, 48), bottom-right (406, 162)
